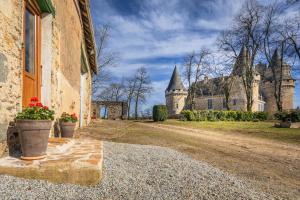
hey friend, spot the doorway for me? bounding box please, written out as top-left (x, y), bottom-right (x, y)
top-left (22, 2), bottom-right (41, 107)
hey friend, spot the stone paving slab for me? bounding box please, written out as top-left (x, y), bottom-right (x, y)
top-left (0, 138), bottom-right (103, 186)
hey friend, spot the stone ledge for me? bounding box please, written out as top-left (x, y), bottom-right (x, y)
top-left (0, 138), bottom-right (103, 186)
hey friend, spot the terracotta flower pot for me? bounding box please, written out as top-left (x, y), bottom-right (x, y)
top-left (16, 120), bottom-right (52, 160)
top-left (60, 122), bottom-right (76, 138)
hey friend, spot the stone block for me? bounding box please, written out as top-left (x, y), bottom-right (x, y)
top-left (0, 138), bottom-right (103, 186)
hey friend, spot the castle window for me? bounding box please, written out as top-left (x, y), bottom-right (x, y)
top-left (222, 98), bottom-right (226, 109)
top-left (208, 99), bottom-right (213, 109)
top-left (233, 99), bottom-right (237, 106)
top-left (258, 103), bottom-right (265, 111)
top-left (176, 103), bottom-right (179, 109)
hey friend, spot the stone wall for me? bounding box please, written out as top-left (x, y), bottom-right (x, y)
top-left (50, 0), bottom-right (93, 128)
top-left (0, 0), bottom-right (23, 142)
top-left (263, 79), bottom-right (295, 113)
top-left (0, 0), bottom-right (94, 141)
top-left (92, 101), bottom-right (128, 120)
top-left (165, 91), bottom-right (187, 116)
top-left (194, 75), bottom-right (263, 111)
top-left (51, 0), bottom-right (83, 119)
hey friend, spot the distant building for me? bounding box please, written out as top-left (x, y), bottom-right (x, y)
top-left (165, 47), bottom-right (295, 115)
top-left (165, 66), bottom-right (188, 116)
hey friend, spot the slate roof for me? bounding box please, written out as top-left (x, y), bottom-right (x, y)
top-left (232, 45), bottom-right (249, 76)
top-left (194, 76), bottom-right (228, 96)
top-left (166, 66), bottom-right (186, 92)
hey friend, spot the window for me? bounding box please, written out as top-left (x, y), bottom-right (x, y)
top-left (258, 103), bottom-right (265, 111)
top-left (233, 99), bottom-right (237, 106)
top-left (176, 103), bottom-right (179, 109)
top-left (223, 98), bottom-right (226, 109)
top-left (25, 8), bottom-right (36, 74)
top-left (208, 99), bottom-right (213, 109)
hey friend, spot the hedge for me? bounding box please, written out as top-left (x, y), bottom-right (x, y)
top-left (181, 110), bottom-right (268, 122)
top-left (274, 110), bottom-right (300, 122)
top-left (153, 105), bottom-right (168, 122)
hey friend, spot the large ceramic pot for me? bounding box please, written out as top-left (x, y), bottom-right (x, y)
top-left (60, 122), bottom-right (76, 138)
top-left (16, 120), bottom-right (52, 160)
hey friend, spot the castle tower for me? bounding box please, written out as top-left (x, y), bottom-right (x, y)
top-left (165, 66), bottom-right (188, 116)
top-left (262, 49), bottom-right (295, 113)
top-left (232, 45), bottom-right (250, 76)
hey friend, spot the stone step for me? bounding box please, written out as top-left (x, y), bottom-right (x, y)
top-left (0, 138), bottom-right (103, 186)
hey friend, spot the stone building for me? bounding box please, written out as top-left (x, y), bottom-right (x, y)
top-left (0, 0), bottom-right (97, 144)
top-left (91, 101), bottom-right (128, 120)
top-left (165, 46), bottom-right (295, 115)
top-left (165, 66), bottom-right (188, 117)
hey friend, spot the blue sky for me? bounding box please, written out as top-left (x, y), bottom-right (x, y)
top-left (90, 0), bottom-right (300, 110)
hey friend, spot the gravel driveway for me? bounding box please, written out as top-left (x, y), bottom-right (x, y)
top-left (0, 142), bottom-right (274, 200)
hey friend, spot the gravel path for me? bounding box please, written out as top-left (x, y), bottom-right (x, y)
top-left (0, 142), bottom-right (275, 200)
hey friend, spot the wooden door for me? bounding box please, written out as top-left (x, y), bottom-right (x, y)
top-left (22, 1), bottom-right (41, 107)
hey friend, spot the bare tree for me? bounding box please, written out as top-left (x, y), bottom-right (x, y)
top-left (93, 25), bottom-right (118, 99)
top-left (125, 77), bottom-right (138, 118)
top-left (183, 48), bottom-right (214, 109)
top-left (183, 52), bottom-right (195, 109)
top-left (261, 1), bottom-right (300, 111)
top-left (96, 80), bottom-right (125, 102)
top-left (283, 14), bottom-right (300, 60)
top-left (133, 67), bottom-right (152, 119)
top-left (218, 0), bottom-right (264, 111)
top-left (190, 49), bottom-right (212, 109)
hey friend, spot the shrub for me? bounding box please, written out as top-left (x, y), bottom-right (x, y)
top-left (181, 110), bottom-right (195, 121)
top-left (153, 105), bottom-right (168, 122)
top-left (253, 111), bottom-right (268, 121)
top-left (274, 111), bottom-right (300, 122)
top-left (181, 110), bottom-right (268, 122)
top-left (290, 111), bottom-right (300, 122)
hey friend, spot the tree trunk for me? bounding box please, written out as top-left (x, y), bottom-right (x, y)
top-left (127, 95), bottom-right (132, 119)
top-left (134, 96), bottom-right (139, 120)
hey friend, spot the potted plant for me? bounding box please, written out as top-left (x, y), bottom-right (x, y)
top-left (16, 97), bottom-right (54, 160)
top-left (59, 112), bottom-right (78, 138)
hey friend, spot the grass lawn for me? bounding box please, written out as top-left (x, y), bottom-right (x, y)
top-left (162, 120), bottom-right (300, 144)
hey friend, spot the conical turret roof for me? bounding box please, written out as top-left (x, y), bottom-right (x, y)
top-left (232, 45), bottom-right (249, 75)
top-left (270, 49), bottom-right (281, 68)
top-left (166, 66), bottom-right (185, 92)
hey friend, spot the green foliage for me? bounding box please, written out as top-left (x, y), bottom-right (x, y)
top-left (60, 112), bottom-right (78, 123)
top-left (181, 110), bottom-right (268, 122)
top-left (153, 105), bottom-right (168, 122)
top-left (274, 111), bottom-right (300, 122)
top-left (181, 110), bottom-right (195, 121)
top-left (16, 105), bottom-right (54, 120)
top-left (253, 111), bottom-right (268, 121)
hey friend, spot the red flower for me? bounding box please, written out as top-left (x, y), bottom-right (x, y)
top-left (29, 103), bottom-right (35, 107)
top-left (35, 102), bottom-right (43, 107)
top-left (71, 113), bottom-right (77, 119)
top-left (43, 106), bottom-right (49, 110)
top-left (30, 97), bottom-right (38, 102)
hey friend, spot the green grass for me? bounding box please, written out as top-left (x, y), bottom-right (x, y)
top-left (162, 120), bottom-right (300, 144)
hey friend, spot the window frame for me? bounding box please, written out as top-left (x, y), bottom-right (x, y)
top-left (207, 99), bottom-right (213, 110)
top-left (23, 0), bottom-right (42, 80)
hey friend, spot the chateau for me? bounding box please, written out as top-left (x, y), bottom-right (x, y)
top-left (165, 47), bottom-right (295, 116)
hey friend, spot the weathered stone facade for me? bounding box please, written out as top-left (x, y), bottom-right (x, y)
top-left (0, 0), bottom-right (24, 142)
top-left (92, 101), bottom-right (128, 120)
top-left (0, 0), bottom-right (96, 142)
top-left (165, 66), bottom-right (188, 117)
top-left (165, 47), bottom-right (295, 114)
